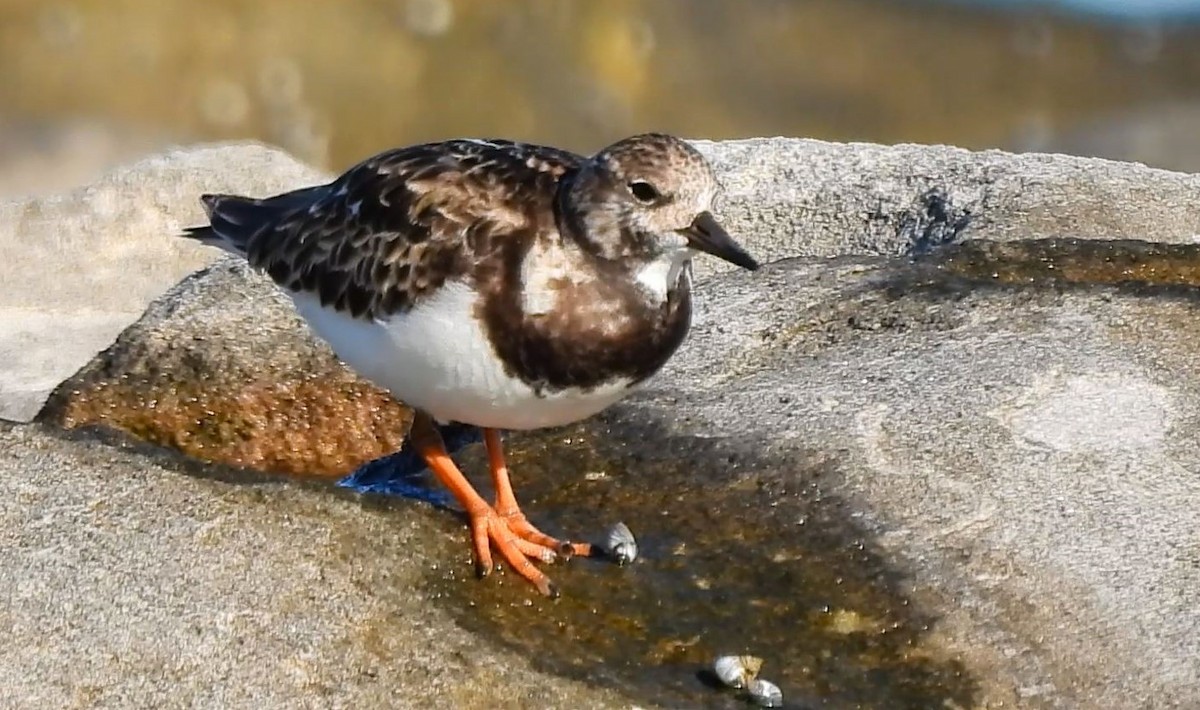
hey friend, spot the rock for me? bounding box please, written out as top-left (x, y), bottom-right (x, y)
top-left (0, 420), bottom-right (630, 708)
top-left (1, 310), bottom-right (136, 427)
top-left (693, 138), bottom-right (1200, 277)
top-left (17, 139), bottom-right (1200, 706)
top-left (36, 238), bottom-right (1200, 707)
top-left (37, 257), bottom-right (409, 477)
top-left (20, 137), bottom-right (1200, 426)
top-left (0, 143), bottom-right (329, 422)
top-left (603, 241), bottom-right (1200, 708)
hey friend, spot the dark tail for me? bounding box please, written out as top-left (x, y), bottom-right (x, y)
top-left (181, 186), bottom-right (326, 257)
top-left (181, 193), bottom-right (268, 257)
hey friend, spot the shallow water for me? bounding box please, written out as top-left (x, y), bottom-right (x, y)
top-left (916, 237), bottom-right (1200, 292)
top-left (423, 424), bottom-right (978, 709)
top-left (397, 236), bottom-right (1200, 707)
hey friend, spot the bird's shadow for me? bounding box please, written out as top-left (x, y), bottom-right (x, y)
top-left (336, 421), bottom-right (477, 511)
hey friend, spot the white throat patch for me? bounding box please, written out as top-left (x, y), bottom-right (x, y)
top-left (635, 247), bottom-right (694, 302)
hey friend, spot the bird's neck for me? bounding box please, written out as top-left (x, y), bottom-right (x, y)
top-left (553, 168), bottom-right (636, 261)
top-left (552, 168), bottom-right (688, 302)
top-left (633, 247), bottom-right (694, 304)
top-left (552, 169), bottom-right (595, 253)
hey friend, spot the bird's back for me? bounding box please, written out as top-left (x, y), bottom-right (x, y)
top-left (184, 139), bottom-right (584, 319)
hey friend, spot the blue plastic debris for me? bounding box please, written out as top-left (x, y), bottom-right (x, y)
top-left (337, 422), bottom-right (481, 510)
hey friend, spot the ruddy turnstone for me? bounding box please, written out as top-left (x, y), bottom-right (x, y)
top-left (183, 133), bottom-right (758, 597)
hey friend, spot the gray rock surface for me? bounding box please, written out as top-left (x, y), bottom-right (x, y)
top-left (0, 421), bottom-right (629, 709)
top-left (695, 137), bottom-right (1200, 276)
top-left (7, 139), bottom-right (1200, 707)
top-left (0, 143), bottom-right (329, 421)
top-left (616, 251), bottom-right (1200, 708)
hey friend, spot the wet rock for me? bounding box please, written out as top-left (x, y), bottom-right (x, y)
top-left (12, 139), bottom-right (1200, 706)
top-left (0, 420), bottom-right (630, 708)
top-left (0, 143), bottom-right (328, 422)
top-left (596, 244), bottom-right (1200, 708)
top-left (37, 258), bottom-right (409, 477)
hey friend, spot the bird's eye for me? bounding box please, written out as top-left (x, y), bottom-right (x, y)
top-left (628, 180), bottom-right (660, 204)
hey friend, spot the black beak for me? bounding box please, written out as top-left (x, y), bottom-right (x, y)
top-left (679, 211), bottom-right (759, 271)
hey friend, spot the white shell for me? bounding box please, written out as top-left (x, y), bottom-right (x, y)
top-left (604, 522), bottom-right (638, 565)
top-left (748, 678), bottom-right (783, 708)
top-left (713, 654), bottom-right (762, 689)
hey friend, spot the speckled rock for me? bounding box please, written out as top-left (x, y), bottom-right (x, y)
top-left (37, 257), bottom-right (408, 477)
top-left (0, 142), bottom-right (329, 421)
top-left (12, 139), bottom-right (1200, 707)
top-left (0, 420), bottom-right (632, 709)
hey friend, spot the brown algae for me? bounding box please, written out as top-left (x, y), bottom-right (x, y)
top-left (916, 237), bottom-right (1200, 292)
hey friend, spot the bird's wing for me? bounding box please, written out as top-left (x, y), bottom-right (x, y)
top-left (204, 140), bottom-right (583, 320)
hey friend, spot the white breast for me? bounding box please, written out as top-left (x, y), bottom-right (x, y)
top-left (289, 282), bottom-right (635, 430)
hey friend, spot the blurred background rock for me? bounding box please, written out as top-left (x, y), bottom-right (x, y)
top-left (3, 0), bottom-right (1200, 198)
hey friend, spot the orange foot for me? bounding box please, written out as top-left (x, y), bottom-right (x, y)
top-left (463, 502), bottom-right (562, 597)
top-left (408, 413), bottom-right (591, 597)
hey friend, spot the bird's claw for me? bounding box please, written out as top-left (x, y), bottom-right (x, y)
top-left (467, 504), bottom-right (568, 596)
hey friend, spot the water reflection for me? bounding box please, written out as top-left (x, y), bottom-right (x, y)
top-left (3, 0), bottom-right (1200, 195)
top-left (947, 0), bottom-right (1200, 20)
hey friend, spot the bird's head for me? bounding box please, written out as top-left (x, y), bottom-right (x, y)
top-left (559, 133), bottom-right (759, 274)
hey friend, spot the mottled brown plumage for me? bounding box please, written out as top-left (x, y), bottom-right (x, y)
top-left (190, 139), bottom-right (580, 320)
top-left (182, 134), bottom-right (759, 597)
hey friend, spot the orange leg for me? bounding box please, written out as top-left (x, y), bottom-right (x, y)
top-left (408, 412), bottom-right (560, 596)
top-left (484, 428), bottom-right (593, 559)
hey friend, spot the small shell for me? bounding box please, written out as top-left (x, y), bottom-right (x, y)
top-left (713, 654), bottom-right (763, 689)
top-left (748, 678), bottom-right (783, 708)
top-left (603, 522), bottom-right (638, 565)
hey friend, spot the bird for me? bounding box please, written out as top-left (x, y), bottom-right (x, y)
top-left (182, 133), bottom-right (759, 597)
